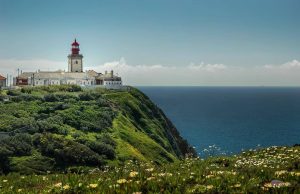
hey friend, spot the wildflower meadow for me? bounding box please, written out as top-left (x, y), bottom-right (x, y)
top-left (0, 146), bottom-right (299, 193)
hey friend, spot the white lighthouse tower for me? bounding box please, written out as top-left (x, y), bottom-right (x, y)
top-left (68, 39), bottom-right (83, 72)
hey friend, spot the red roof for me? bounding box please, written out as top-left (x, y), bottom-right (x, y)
top-left (0, 75), bottom-right (6, 80)
top-left (72, 39), bottom-right (79, 46)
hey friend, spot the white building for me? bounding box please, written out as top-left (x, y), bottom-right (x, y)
top-left (95, 70), bottom-right (122, 89)
top-left (0, 74), bottom-right (6, 88)
top-left (32, 71), bottom-right (95, 86)
top-left (15, 39), bottom-right (122, 89)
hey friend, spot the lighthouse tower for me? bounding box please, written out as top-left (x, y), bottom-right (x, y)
top-left (68, 39), bottom-right (83, 72)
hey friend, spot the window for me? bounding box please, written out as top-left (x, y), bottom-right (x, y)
top-left (75, 61), bottom-right (78, 64)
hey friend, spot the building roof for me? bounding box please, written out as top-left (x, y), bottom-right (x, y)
top-left (95, 73), bottom-right (121, 81)
top-left (86, 70), bottom-right (99, 77)
top-left (0, 74), bottom-right (6, 80)
top-left (17, 72), bottom-right (93, 80)
top-left (33, 72), bottom-right (94, 80)
top-left (18, 72), bottom-right (34, 79)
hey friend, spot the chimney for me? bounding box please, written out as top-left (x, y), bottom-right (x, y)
top-left (105, 70), bottom-right (107, 75)
top-left (111, 70), bottom-right (113, 78)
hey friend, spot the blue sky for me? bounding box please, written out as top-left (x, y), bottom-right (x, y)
top-left (1, 0), bottom-right (300, 86)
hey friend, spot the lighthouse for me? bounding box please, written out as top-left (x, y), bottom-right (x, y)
top-left (68, 39), bottom-right (83, 72)
top-left (15, 39), bottom-right (122, 88)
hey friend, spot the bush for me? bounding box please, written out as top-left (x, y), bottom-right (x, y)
top-left (21, 87), bottom-right (33, 94)
top-left (11, 94), bottom-right (42, 102)
top-left (86, 141), bottom-right (116, 160)
top-left (36, 85), bottom-right (82, 93)
top-left (7, 90), bottom-right (21, 96)
top-left (34, 134), bottom-right (105, 166)
top-left (37, 116), bottom-right (63, 133)
top-left (58, 106), bottom-right (116, 132)
top-left (10, 117), bottom-right (39, 134)
top-left (66, 85), bottom-right (82, 92)
top-left (0, 94), bottom-right (8, 102)
top-left (96, 134), bottom-right (117, 148)
top-left (79, 92), bottom-right (95, 101)
top-left (96, 98), bottom-right (109, 107)
top-left (56, 93), bottom-right (79, 101)
top-left (79, 91), bottom-right (102, 101)
top-left (53, 103), bottom-right (70, 110)
top-left (44, 93), bottom-right (78, 102)
top-left (0, 133), bottom-right (33, 157)
top-left (44, 94), bottom-right (60, 102)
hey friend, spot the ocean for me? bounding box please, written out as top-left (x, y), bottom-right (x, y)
top-left (138, 87), bottom-right (300, 156)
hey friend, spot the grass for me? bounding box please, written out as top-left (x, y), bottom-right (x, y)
top-left (112, 114), bottom-right (177, 164)
top-left (0, 146), bottom-right (299, 193)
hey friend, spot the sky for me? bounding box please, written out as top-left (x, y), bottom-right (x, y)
top-left (0, 0), bottom-right (300, 86)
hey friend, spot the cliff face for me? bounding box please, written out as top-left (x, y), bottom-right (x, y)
top-left (0, 86), bottom-right (195, 174)
top-left (107, 87), bottom-right (196, 164)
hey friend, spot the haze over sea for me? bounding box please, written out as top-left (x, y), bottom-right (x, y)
top-left (138, 87), bottom-right (300, 156)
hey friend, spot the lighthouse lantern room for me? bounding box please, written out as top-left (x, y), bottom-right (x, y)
top-left (68, 39), bottom-right (83, 72)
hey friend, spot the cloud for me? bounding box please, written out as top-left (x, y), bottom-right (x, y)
top-left (89, 58), bottom-right (165, 72)
top-left (188, 63), bottom-right (227, 72)
top-left (1, 58), bottom-right (300, 86)
top-left (87, 58), bottom-right (300, 86)
top-left (86, 58), bottom-right (230, 86)
top-left (93, 58), bottom-right (227, 73)
top-left (264, 60), bottom-right (300, 69)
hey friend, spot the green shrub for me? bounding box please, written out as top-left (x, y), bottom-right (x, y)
top-left (0, 95), bottom-right (5, 101)
top-left (11, 94), bottom-right (42, 102)
top-left (36, 116), bottom-right (63, 133)
top-left (10, 117), bottom-right (39, 134)
top-left (7, 90), bottom-right (21, 96)
top-left (44, 94), bottom-right (60, 102)
top-left (34, 134), bottom-right (105, 166)
top-left (96, 134), bottom-right (116, 148)
top-left (44, 93), bottom-right (77, 102)
top-left (66, 85), bottom-right (82, 92)
top-left (86, 141), bottom-right (116, 160)
top-left (96, 98), bottom-right (110, 107)
top-left (35, 85), bottom-right (82, 93)
top-left (20, 87), bottom-right (33, 94)
top-left (79, 91), bottom-right (102, 101)
top-left (0, 133), bottom-right (33, 157)
top-left (79, 92), bottom-right (96, 101)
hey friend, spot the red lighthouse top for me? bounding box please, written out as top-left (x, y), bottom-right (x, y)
top-left (71, 39), bottom-right (80, 54)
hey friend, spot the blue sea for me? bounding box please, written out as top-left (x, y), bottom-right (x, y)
top-left (138, 87), bottom-right (300, 156)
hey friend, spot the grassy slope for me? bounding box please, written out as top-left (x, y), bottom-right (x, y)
top-left (106, 88), bottom-right (194, 164)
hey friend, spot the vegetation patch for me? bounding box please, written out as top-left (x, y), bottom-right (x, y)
top-left (0, 85), bottom-right (194, 174)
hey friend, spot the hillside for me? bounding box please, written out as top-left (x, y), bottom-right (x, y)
top-left (0, 85), bottom-right (195, 174)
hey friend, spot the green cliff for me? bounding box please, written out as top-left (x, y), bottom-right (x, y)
top-left (0, 85), bottom-right (195, 174)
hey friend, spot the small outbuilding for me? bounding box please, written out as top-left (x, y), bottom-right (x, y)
top-left (0, 74), bottom-right (6, 88)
